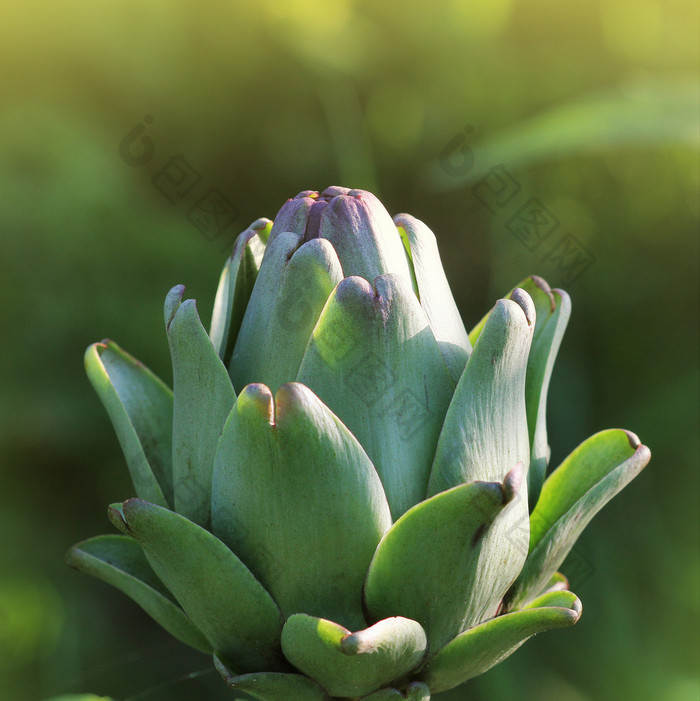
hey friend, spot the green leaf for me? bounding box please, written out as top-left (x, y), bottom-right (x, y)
top-left (42, 696), bottom-right (116, 701)
top-left (394, 214), bottom-right (471, 382)
top-left (428, 291), bottom-right (534, 494)
top-left (297, 273), bottom-right (455, 519)
top-left (363, 469), bottom-right (522, 652)
top-left (426, 292), bottom-right (534, 627)
top-left (66, 535), bottom-right (211, 653)
top-left (166, 285), bottom-right (236, 528)
top-left (420, 590), bottom-right (582, 693)
top-left (113, 498), bottom-right (285, 672)
top-left (281, 614), bottom-right (427, 698)
top-left (468, 277), bottom-right (571, 506)
top-left (212, 382), bottom-right (391, 632)
top-left (518, 278), bottom-right (570, 507)
top-left (84, 340), bottom-right (172, 507)
top-left (210, 218), bottom-right (269, 365)
top-left (229, 233), bottom-right (343, 394)
top-left (214, 653), bottom-right (329, 701)
top-left (507, 429), bottom-right (651, 608)
top-left (491, 277), bottom-right (572, 507)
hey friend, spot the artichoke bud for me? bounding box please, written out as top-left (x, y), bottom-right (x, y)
top-left (68, 186), bottom-right (650, 701)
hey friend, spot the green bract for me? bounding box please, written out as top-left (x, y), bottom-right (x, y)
top-left (68, 187), bottom-right (650, 699)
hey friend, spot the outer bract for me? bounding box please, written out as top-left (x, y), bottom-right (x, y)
top-left (67, 187), bottom-right (650, 699)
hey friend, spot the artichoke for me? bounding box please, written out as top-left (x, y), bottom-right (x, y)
top-left (67, 186), bottom-right (650, 700)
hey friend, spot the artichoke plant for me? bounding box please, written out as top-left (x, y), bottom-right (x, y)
top-left (67, 186), bottom-right (650, 700)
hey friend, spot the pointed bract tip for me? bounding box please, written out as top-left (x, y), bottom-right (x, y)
top-left (321, 185), bottom-right (352, 197)
top-left (406, 681), bottom-right (431, 698)
top-left (239, 383), bottom-right (275, 423)
top-left (335, 274), bottom-right (374, 302)
top-left (340, 631), bottom-right (363, 656)
top-left (502, 462), bottom-right (524, 503)
top-left (530, 275), bottom-right (551, 293)
top-left (250, 217), bottom-right (272, 230)
top-left (550, 288), bottom-right (572, 320)
top-left (213, 652), bottom-right (238, 685)
top-left (275, 382), bottom-right (317, 424)
top-left (622, 429), bottom-right (641, 449)
top-left (166, 296), bottom-right (201, 333)
top-left (530, 275), bottom-right (557, 312)
top-left (164, 285), bottom-right (186, 330)
top-left (87, 340), bottom-right (108, 358)
top-left (65, 543), bottom-right (82, 569)
top-left (230, 218), bottom-right (272, 253)
top-left (510, 288), bottom-right (536, 326)
top-left (230, 227), bottom-right (256, 257)
top-left (571, 597), bottom-right (583, 618)
top-left (166, 284), bottom-right (185, 301)
top-left (108, 502), bottom-right (129, 534)
top-left (121, 497), bottom-right (148, 520)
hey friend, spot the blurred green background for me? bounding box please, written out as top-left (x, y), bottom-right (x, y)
top-left (0, 1), bottom-right (698, 700)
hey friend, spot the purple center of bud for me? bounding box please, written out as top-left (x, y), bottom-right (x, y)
top-left (303, 199), bottom-right (328, 242)
top-left (299, 186), bottom-right (357, 243)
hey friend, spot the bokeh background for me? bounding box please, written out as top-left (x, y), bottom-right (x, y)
top-left (1, 1), bottom-right (698, 700)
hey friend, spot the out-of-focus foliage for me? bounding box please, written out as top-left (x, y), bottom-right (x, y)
top-left (0, 1), bottom-right (697, 700)
top-left (43, 696), bottom-right (115, 701)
